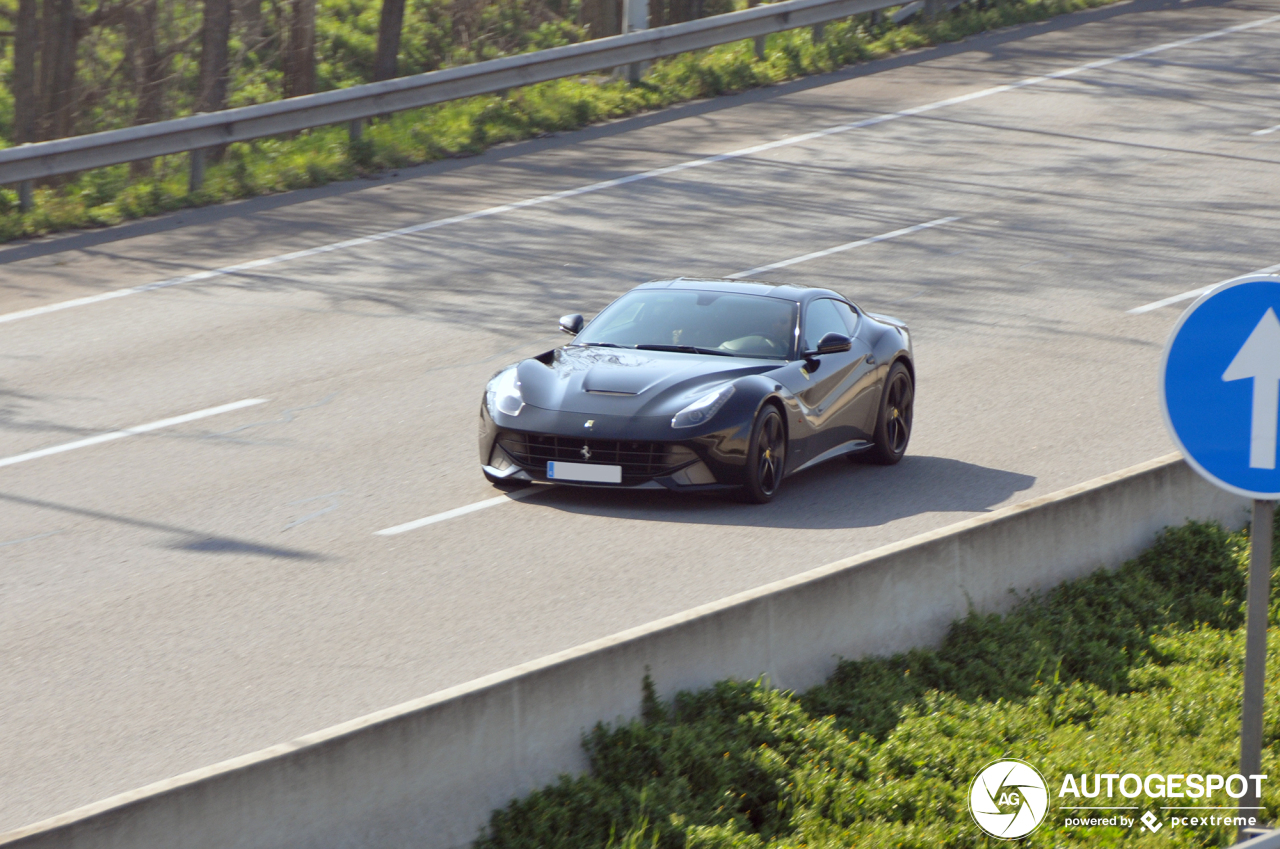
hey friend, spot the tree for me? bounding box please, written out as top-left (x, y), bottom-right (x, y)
top-left (282, 0), bottom-right (316, 98)
top-left (198, 0), bottom-right (233, 113)
top-left (579, 0), bottom-right (620, 38)
top-left (235, 0), bottom-right (264, 55)
top-left (123, 0), bottom-right (165, 174)
top-left (372, 0), bottom-right (405, 82)
top-left (13, 0), bottom-right (38, 144)
top-left (38, 0), bottom-right (76, 140)
top-left (124, 0), bottom-right (166, 127)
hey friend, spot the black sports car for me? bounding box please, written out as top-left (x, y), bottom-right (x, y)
top-left (478, 278), bottom-right (914, 502)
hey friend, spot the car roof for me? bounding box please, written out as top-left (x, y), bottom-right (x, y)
top-left (635, 277), bottom-right (848, 303)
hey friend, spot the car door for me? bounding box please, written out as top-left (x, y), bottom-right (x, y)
top-left (832, 299), bottom-right (883, 440)
top-left (794, 298), bottom-right (875, 456)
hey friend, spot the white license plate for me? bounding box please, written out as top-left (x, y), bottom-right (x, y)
top-left (547, 461), bottom-right (622, 483)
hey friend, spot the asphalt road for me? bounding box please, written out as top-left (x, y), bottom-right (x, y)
top-left (3, 0), bottom-right (1279, 832)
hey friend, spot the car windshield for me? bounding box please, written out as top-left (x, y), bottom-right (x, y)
top-left (575, 290), bottom-right (798, 359)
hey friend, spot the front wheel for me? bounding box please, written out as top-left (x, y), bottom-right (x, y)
top-left (863, 362), bottom-right (913, 465)
top-left (740, 406), bottom-right (786, 503)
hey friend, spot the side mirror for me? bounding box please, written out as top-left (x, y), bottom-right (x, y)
top-left (809, 332), bottom-right (852, 356)
top-left (559, 314), bottom-right (584, 335)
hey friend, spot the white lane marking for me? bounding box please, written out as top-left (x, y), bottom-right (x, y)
top-left (4, 15), bottom-right (1278, 328)
top-left (1251, 124), bottom-right (1280, 136)
top-left (375, 486), bottom-right (544, 535)
top-left (0, 398), bottom-right (269, 469)
top-left (728, 216), bottom-right (958, 278)
top-left (0, 530), bottom-right (63, 547)
top-left (1127, 263), bottom-right (1280, 314)
top-left (283, 491), bottom-right (346, 530)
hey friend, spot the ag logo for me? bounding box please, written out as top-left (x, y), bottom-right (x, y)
top-left (969, 759), bottom-right (1050, 839)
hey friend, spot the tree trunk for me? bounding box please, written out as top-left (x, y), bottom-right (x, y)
top-left (198, 0), bottom-right (233, 112)
top-left (667, 0), bottom-right (694, 24)
top-left (125, 0), bottom-right (166, 175)
top-left (578, 0), bottom-right (620, 38)
top-left (13, 0), bottom-right (39, 144)
top-left (236, 0), bottom-right (264, 53)
top-left (372, 0), bottom-right (405, 82)
top-left (282, 0), bottom-right (316, 98)
top-left (37, 0), bottom-right (76, 141)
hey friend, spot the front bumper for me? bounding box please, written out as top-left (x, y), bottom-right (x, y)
top-left (478, 404), bottom-right (751, 490)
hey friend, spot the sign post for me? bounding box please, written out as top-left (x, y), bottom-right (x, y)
top-left (1242, 499), bottom-right (1275, 829)
top-left (1161, 275), bottom-right (1280, 841)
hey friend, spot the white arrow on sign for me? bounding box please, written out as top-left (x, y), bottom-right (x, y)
top-left (1223, 307), bottom-right (1280, 470)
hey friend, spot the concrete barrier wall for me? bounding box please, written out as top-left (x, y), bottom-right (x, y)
top-left (1, 454), bottom-right (1250, 849)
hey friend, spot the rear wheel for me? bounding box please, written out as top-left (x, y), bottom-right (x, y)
top-left (740, 406), bottom-right (786, 503)
top-left (863, 362), bottom-right (913, 465)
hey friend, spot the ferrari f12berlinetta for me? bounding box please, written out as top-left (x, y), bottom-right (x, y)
top-left (479, 278), bottom-right (914, 502)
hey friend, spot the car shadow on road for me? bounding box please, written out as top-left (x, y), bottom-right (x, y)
top-left (519, 454), bottom-right (1036, 529)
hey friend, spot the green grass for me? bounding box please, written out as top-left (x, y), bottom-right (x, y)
top-left (474, 511), bottom-right (1280, 848)
top-left (1, 0), bottom-right (1121, 243)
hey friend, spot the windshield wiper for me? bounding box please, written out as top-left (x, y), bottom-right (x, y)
top-left (635, 344), bottom-right (734, 357)
top-left (578, 342), bottom-right (626, 348)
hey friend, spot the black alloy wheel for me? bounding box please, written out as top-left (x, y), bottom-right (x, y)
top-left (863, 362), bottom-right (913, 465)
top-left (741, 406), bottom-right (786, 503)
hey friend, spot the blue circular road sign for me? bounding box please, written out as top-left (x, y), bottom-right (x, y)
top-left (1161, 275), bottom-right (1280, 499)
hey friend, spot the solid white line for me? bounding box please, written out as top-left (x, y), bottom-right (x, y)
top-left (1251, 124), bottom-right (1280, 136)
top-left (375, 486), bottom-right (544, 535)
top-left (4, 14), bottom-right (1278, 327)
top-left (0, 398), bottom-right (269, 469)
top-left (0, 530), bottom-right (62, 547)
top-left (1126, 263), bottom-right (1280, 314)
top-left (727, 216), bottom-right (959, 278)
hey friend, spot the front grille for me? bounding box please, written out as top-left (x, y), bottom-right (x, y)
top-left (496, 431), bottom-right (694, 481)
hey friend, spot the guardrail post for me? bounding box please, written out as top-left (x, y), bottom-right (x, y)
top-left (189, 148), bottom-right (207, 194)
top-left (747, 0), bottom-right (766, 59)
top-left (811, 21), bottom-right (824, 42)
top-left (17, 180), bottom-right (33, 213)
top-left (349, 118), bottom-right (364, 142)
top-left (623, 0), bottom-right (649, 82)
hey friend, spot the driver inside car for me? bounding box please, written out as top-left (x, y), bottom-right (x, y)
top-left (720, 308), bottom-right (793, 356)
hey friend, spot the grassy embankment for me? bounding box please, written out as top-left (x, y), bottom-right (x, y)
top-left (476, 512), bottom-right (1280, 849)
top-left (1, 0), bottom-right (1120, 242)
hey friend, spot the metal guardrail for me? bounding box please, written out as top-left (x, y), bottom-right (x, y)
top-left (1237, 828), bottom-right (1280, 849)
top-left (0, 0), bottom-right (906, 194)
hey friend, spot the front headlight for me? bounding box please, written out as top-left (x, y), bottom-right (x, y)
top-left (672, 384), bottom-right (735, 429)
top-left (485, 368), bottom-right (524, 417)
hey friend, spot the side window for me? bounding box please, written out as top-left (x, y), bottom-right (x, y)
top-left (832, 301), bottom-right (859, 335)
top-left (803, 299), bottom-right (848, 352)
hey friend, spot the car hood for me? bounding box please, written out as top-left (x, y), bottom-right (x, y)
top-left (514, 346), bottom-right (779, 417)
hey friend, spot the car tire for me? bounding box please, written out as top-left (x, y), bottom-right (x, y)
top-left (740, 405), bottom-right (786, 503)
top-left (862, 361), bottom-right (913, 465)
